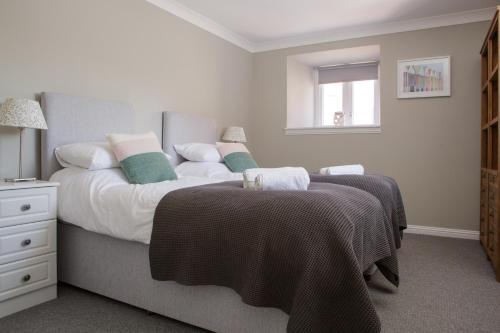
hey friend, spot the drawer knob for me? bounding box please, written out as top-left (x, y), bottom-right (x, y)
top-left (20, 204), bottom-right (31, 212)
top-left (21, 239), bottom-right (31, 247)
top-left (22, 274), bottom-right (31, 282)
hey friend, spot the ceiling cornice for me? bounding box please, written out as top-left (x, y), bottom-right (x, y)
top-left (145, 0), bottom-right (256, 51)
top-left (254, 7), bottom-right (495, 52)
top-left (145, 1), bottom-right (495, 53)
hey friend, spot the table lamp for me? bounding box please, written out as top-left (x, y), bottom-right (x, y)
top-left (222, 126), bottom-right (247, 143)
top-left (0, 98), bottom-right (48, 182)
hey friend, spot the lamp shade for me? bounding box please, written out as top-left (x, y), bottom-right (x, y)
top-left (0, 98), bottom-right (48, 130)
top-left (222, 126), bottom-right (246, 143)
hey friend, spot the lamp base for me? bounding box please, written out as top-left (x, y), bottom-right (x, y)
top-left (4, 177), bottom-right (37, 182)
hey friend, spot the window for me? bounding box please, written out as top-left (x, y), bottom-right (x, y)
top-left (286, 45), bottom-right (381, 134)
top-left (318, 80), bottom-right (380, 127)
top-left (315, 62), bottom-right (380, 128)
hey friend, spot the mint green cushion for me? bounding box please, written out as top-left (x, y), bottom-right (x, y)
top-left (120, 152), bottom-right (177, 184)
top-left (223, 152), bottom-right (258, 172)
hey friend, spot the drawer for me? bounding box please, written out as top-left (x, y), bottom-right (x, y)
top-left (489, 206), bottom-right (496, 218)
top-left (488, 232), bottom-right (497, 266)
top-left (0, 253), bottom-right (56, 302)
top-left (489, 189), bottom-right (497, 202)
top-left (489, 173), bottom-right (498, 185)
top-left (480, 216), bottom-right (487, 244)
top-left (481, 184), bottom-right (488, 197)
top-left (489, 220), bottom-right (497, 235)
top-left (0, 220), bottom-right (56, 265)
top-left (0, 187), bottom-right (57, 228)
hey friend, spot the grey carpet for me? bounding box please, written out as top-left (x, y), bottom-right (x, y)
top-left (369, 234), bottom-right (500, 333)
top-left (1, 234), bottom-right (499, 333)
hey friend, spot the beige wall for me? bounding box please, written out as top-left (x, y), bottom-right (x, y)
top-left (0, 0), bottom-right (252, 179)
top-left (0, 0), bottom-right (490, 232)
top-left (286, 58), bottom-right (315, 128)
top-left (251, 22), bottom-right (489, 231)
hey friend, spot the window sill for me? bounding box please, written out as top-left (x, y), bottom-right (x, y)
top-left (284, 126), bottom-right (381, 135)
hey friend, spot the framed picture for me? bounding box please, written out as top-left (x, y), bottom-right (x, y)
top-left (397, 56), bottom-right (451, 98)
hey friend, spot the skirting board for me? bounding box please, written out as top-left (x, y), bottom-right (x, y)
top-left (406, 225), bottom-right (479, 240)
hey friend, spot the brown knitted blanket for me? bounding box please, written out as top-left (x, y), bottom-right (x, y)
top-left (309, 174), bottom-right (407, 248)
top-left (150, 181), bottom-right (399, 333)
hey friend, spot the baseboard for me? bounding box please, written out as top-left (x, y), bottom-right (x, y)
top-left (406, 225), bottom-right (479, 240)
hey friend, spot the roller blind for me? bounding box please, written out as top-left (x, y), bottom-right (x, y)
top-left (318, 62), bottom-right (379, 84)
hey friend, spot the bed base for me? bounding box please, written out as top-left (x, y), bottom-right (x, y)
top-left (57, 222), bottom-right (287, 333)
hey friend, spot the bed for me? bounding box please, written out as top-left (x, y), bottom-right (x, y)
top-left (42, 92), bottom-right (291, 333)
top-left (42, 92), bottom-right (398, 333)
top-left (165, 114), bottom-right (407, 248)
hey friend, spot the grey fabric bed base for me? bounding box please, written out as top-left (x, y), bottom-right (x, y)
top-left (58, 222), bottom-right (288, 333)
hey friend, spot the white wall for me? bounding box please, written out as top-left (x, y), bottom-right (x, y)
top-left (0, 0), bottom-right (253, 179)
top-left (286, 58), bottom-right (315, 128)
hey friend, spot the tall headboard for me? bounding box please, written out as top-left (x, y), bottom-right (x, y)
top-left (162, 111), bottom-right (217, 167)
top-left (40, 92), bottom-right (163, 180)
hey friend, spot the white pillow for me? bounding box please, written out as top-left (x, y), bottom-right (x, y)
top-left (55, 142), bottom-right (119, 170)
top-left (174, 143), bottom-right (222, 162)
top-left (175, 161), bottom-right (237, 179)
top-left (55, 141), bottom-right (173, 170)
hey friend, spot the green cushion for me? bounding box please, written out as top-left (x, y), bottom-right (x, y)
top-left (223, 152), bottom-right (258, 172)
top-left (120, 152), bottom-right (177, 184)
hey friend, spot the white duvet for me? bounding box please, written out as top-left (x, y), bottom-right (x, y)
top-left (175, 161), bottom-right (243, 181)
top-left (50, 168), bottom-right (223, 244)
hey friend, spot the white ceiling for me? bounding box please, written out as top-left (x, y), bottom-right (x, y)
top-left (147, 0), bottom-right (498, 52)
top-left (175, 0), bottom-right (497, 42)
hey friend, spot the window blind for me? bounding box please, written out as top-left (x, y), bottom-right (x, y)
top-left (318, 62), bottom-right (379, 84)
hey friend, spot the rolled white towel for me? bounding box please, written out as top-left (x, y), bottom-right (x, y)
top-left (259, 174), bottom-right (309, 191)
top-left (243, 167), bottom-right (310, 191)
top-left (245, 167), bottom-right (309, 180)
top-left (319, 164), bottom-right (365, 175)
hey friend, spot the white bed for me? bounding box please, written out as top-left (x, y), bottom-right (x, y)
top-left (50, 168), bottom-right (222, 244)
top-left (42, 92), bottom-right (289, 333)
top-left (175, 161), bottom-right (242, 181)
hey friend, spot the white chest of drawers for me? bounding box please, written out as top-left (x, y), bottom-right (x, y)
top-left (0, 181), bottom-right (58, 318)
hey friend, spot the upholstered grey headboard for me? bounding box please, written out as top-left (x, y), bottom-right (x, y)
top-left (40, 92), bottom-right (163, 180)
top-left (162, 111), bottom-right (217, 167)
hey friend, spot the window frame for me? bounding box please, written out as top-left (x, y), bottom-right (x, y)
top-left (314, 79), bottom-right (380, 128)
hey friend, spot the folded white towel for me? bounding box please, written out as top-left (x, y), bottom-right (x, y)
top-left (243, 167), bottom-right (310, 191)
top-left (245, 167), bottom-right (309, 180)
top-left (319, 164), bottom-right (365, 175)
top-left (258, 174), bottom-right (309, 191)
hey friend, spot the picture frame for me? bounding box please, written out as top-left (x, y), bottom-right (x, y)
top-left (397, 56), bottom-right (451, 99)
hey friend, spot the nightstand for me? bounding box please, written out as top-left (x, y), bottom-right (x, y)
top-left (0, 180), bottom-right (58, 318)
